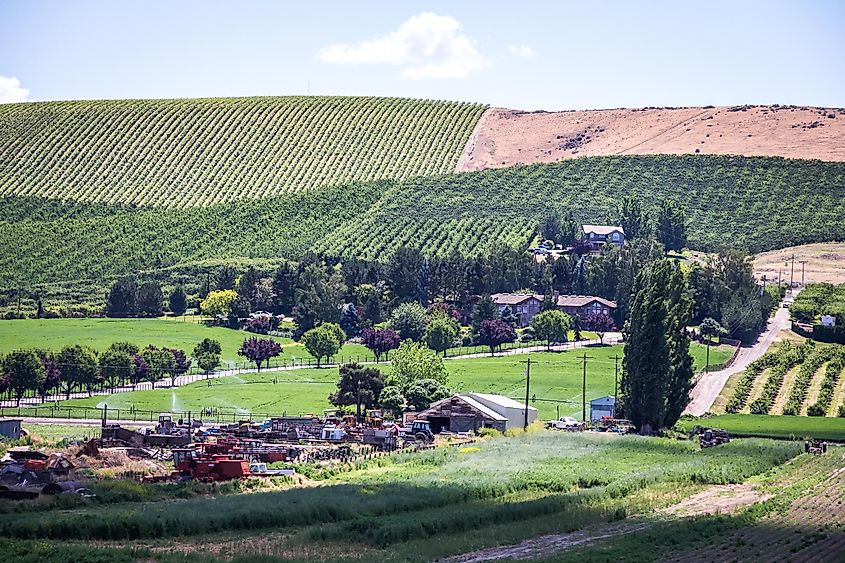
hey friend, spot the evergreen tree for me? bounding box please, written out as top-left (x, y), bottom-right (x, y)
top-left (620, 260), bottom-right (694, 431)
top-left (472, 294), bottom-right (498, 332)
top-left (656, 199), bottom-right (687, 253)
top-left (339, 302), bottom-right (361, 339)
top-left (617, 196), bottom-right (649, 240)
top-left (620, 263), bottom-right (670, 432)
top-left (387, 246), bottom-right (422, 304)
top-left (540, 292), bottom-right (557, 312)
top-left (500, 305), bottom-right (519, 328)
top-left (664, 265), bottom-right (695, 425)
top-left (329, 363), bottom-right (385, 420)
top-left (106, 276), bottom-right (138, 317)
top-left (271, 261), bottom-right (297, 315)
top-left (416, 257), bottom-right (430, 307)
top-left (137, 281), bottom-right (164, 317)
top-left (216, 266), bottom-right (237, 290)
top-left (169, 285), bottom-right (187, 316)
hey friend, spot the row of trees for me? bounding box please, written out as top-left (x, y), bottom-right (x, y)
top-left (0, 340), bottom-right (223, 406)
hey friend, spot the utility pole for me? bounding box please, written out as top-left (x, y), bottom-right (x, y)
top-left (790, 254), bottom-right (795, 289)
top-left (799, 260), bottom-right (807, 286)
top-left (613, 354), bottom-right (620, 418)
top-left (581, 352), bottom-right (588, 423)
top-left (523, 357), bottom-right (531, 431)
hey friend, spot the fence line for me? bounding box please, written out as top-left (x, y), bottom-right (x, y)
top-left (0, 337), bottom-right (615, 409)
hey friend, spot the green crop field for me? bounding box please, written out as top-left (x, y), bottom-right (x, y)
top-left (54, 343), bottom-right (730, 420)
top-left (3, 155), bottom-right (844, 312)
top-left (676, 413), bottom-right (845, 441)
top-left (718, 340), bottom-right (845, 417)
top-left (0, 317), bottom-right (369, 366)
top-left (0, 96), bottom-right (486, 206)
top-left (0, 431), bottom-right (818, 562)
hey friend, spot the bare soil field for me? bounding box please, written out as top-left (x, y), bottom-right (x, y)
top-left (753, 243), bottom-right (845, 285)
top-left (456, 105), bottom-right (845, 171)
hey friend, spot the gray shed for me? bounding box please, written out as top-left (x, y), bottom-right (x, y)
top-left (0, 418), bottom-right (22, 440)
top-left (589, 396), bottom-right (616, 421)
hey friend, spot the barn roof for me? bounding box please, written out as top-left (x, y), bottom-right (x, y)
top-left (467, 393), bottom-right (538, 412)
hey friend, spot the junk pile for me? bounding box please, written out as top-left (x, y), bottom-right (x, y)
top-left (0, 447), bottom-right (88, 499)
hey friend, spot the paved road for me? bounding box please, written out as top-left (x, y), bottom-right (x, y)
top-left (684, 300), bottom-right (793, 416)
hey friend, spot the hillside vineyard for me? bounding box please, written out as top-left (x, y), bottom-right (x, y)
top-left (0, 96), bottom-right (486, 207)
top-left (1, 155), bottom-right (844, 294)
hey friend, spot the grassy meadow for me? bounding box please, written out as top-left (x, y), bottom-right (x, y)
top-left (55, 343), bottom-right (731, 420)
top-left (0, 317), bottom-right (369, 366)
top-left (0, 431), bottom-right (806, 562)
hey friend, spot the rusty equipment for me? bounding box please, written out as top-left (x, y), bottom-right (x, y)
top-left (804, 439), bottom-right (827, 455)
top-left (695, 426), bottom-right (731, 448)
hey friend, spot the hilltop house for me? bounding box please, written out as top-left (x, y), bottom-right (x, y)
top-left (582, 225), bottom-right (625, 252)
top-left (491, 293), bottom-right (542, 327)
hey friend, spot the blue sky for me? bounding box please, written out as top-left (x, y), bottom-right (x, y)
top-left (1, 0), bottom-right (843, 109)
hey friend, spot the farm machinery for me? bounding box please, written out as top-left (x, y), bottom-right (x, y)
top-left (804, 439), bottom-right (827, 455)
top-left (694, 426), bottom-right (731, 448)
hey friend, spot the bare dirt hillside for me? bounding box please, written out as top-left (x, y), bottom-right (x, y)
top-left (753, 243), bottom-right (845, 285)
top-left (456, 105), bottom-right (845, 171)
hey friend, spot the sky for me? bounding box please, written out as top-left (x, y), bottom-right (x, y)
top-left (1, 0), bottom-right (844, 110)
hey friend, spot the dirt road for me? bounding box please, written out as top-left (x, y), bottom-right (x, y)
top-left (442, 483), bottom-right (769, 562)
top-left (684, 301), bottom-right (793, 416)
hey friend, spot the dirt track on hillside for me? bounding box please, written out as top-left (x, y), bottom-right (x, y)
top-left (456, 105), bottom-right (845, 171)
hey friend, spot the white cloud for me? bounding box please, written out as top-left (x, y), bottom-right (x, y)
top-left (318, 12), bottom-right (490, 79)
top-left (508, 45), bottom-right (535, 58)
top-left (0, 75), bottom-right (29, 103)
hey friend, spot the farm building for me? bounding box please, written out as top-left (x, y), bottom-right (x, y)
top-left (0, 419), bottom-right (22, 440)
top-left (590, 396), bottom-right (617, 421)
top-left (416, 393), bottom-right (538, 433)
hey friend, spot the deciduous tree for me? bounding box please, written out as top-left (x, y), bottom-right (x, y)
top-left (329, 363), bottom-right (385, 420)
top-left (238, 337), bottom-right (282, 371)
top-left (531, 310), bottom-right (571, 350)
top-left (479, 319), bottom-right (516, 356)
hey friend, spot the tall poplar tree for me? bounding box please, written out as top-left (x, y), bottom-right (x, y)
top-left (620, 259), bottom-right (694, 431)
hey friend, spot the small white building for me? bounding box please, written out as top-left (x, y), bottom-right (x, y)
top-left (590, 396), bottom-right (617, 421)
top-left (821, 315), bottom-right (837, 327)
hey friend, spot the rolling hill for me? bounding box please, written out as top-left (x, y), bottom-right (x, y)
top-left (457, 105), bottom-right (845, 171)
top-left (0, 96), bottom-right (486, 207)
top-left (2, 95), bottom-right (845, 313)
top-left (2, 155), bottom-right (844, 311)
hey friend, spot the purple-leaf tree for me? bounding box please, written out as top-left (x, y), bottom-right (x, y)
top-left (131, 354), bottom-right (149, 389)
top-left (165, 348), bottom-right (192, 386)
top-left (479, 319), bottom-right (516, 356)
top-left (238, 337), bottom-right (283, 371)
top-left (583, 312), bottom-right (617, 344)
top-left (361, 327), bottom-right (401, 362)
top-left (38, 356), bottom-right (62, 401)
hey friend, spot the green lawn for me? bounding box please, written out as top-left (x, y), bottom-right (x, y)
top-left (55, 343), bottom-right (729, 421)
top-left (676, 413), bottom-right (845, 441)
top-left (0, 317), bottom-right (369, 367)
